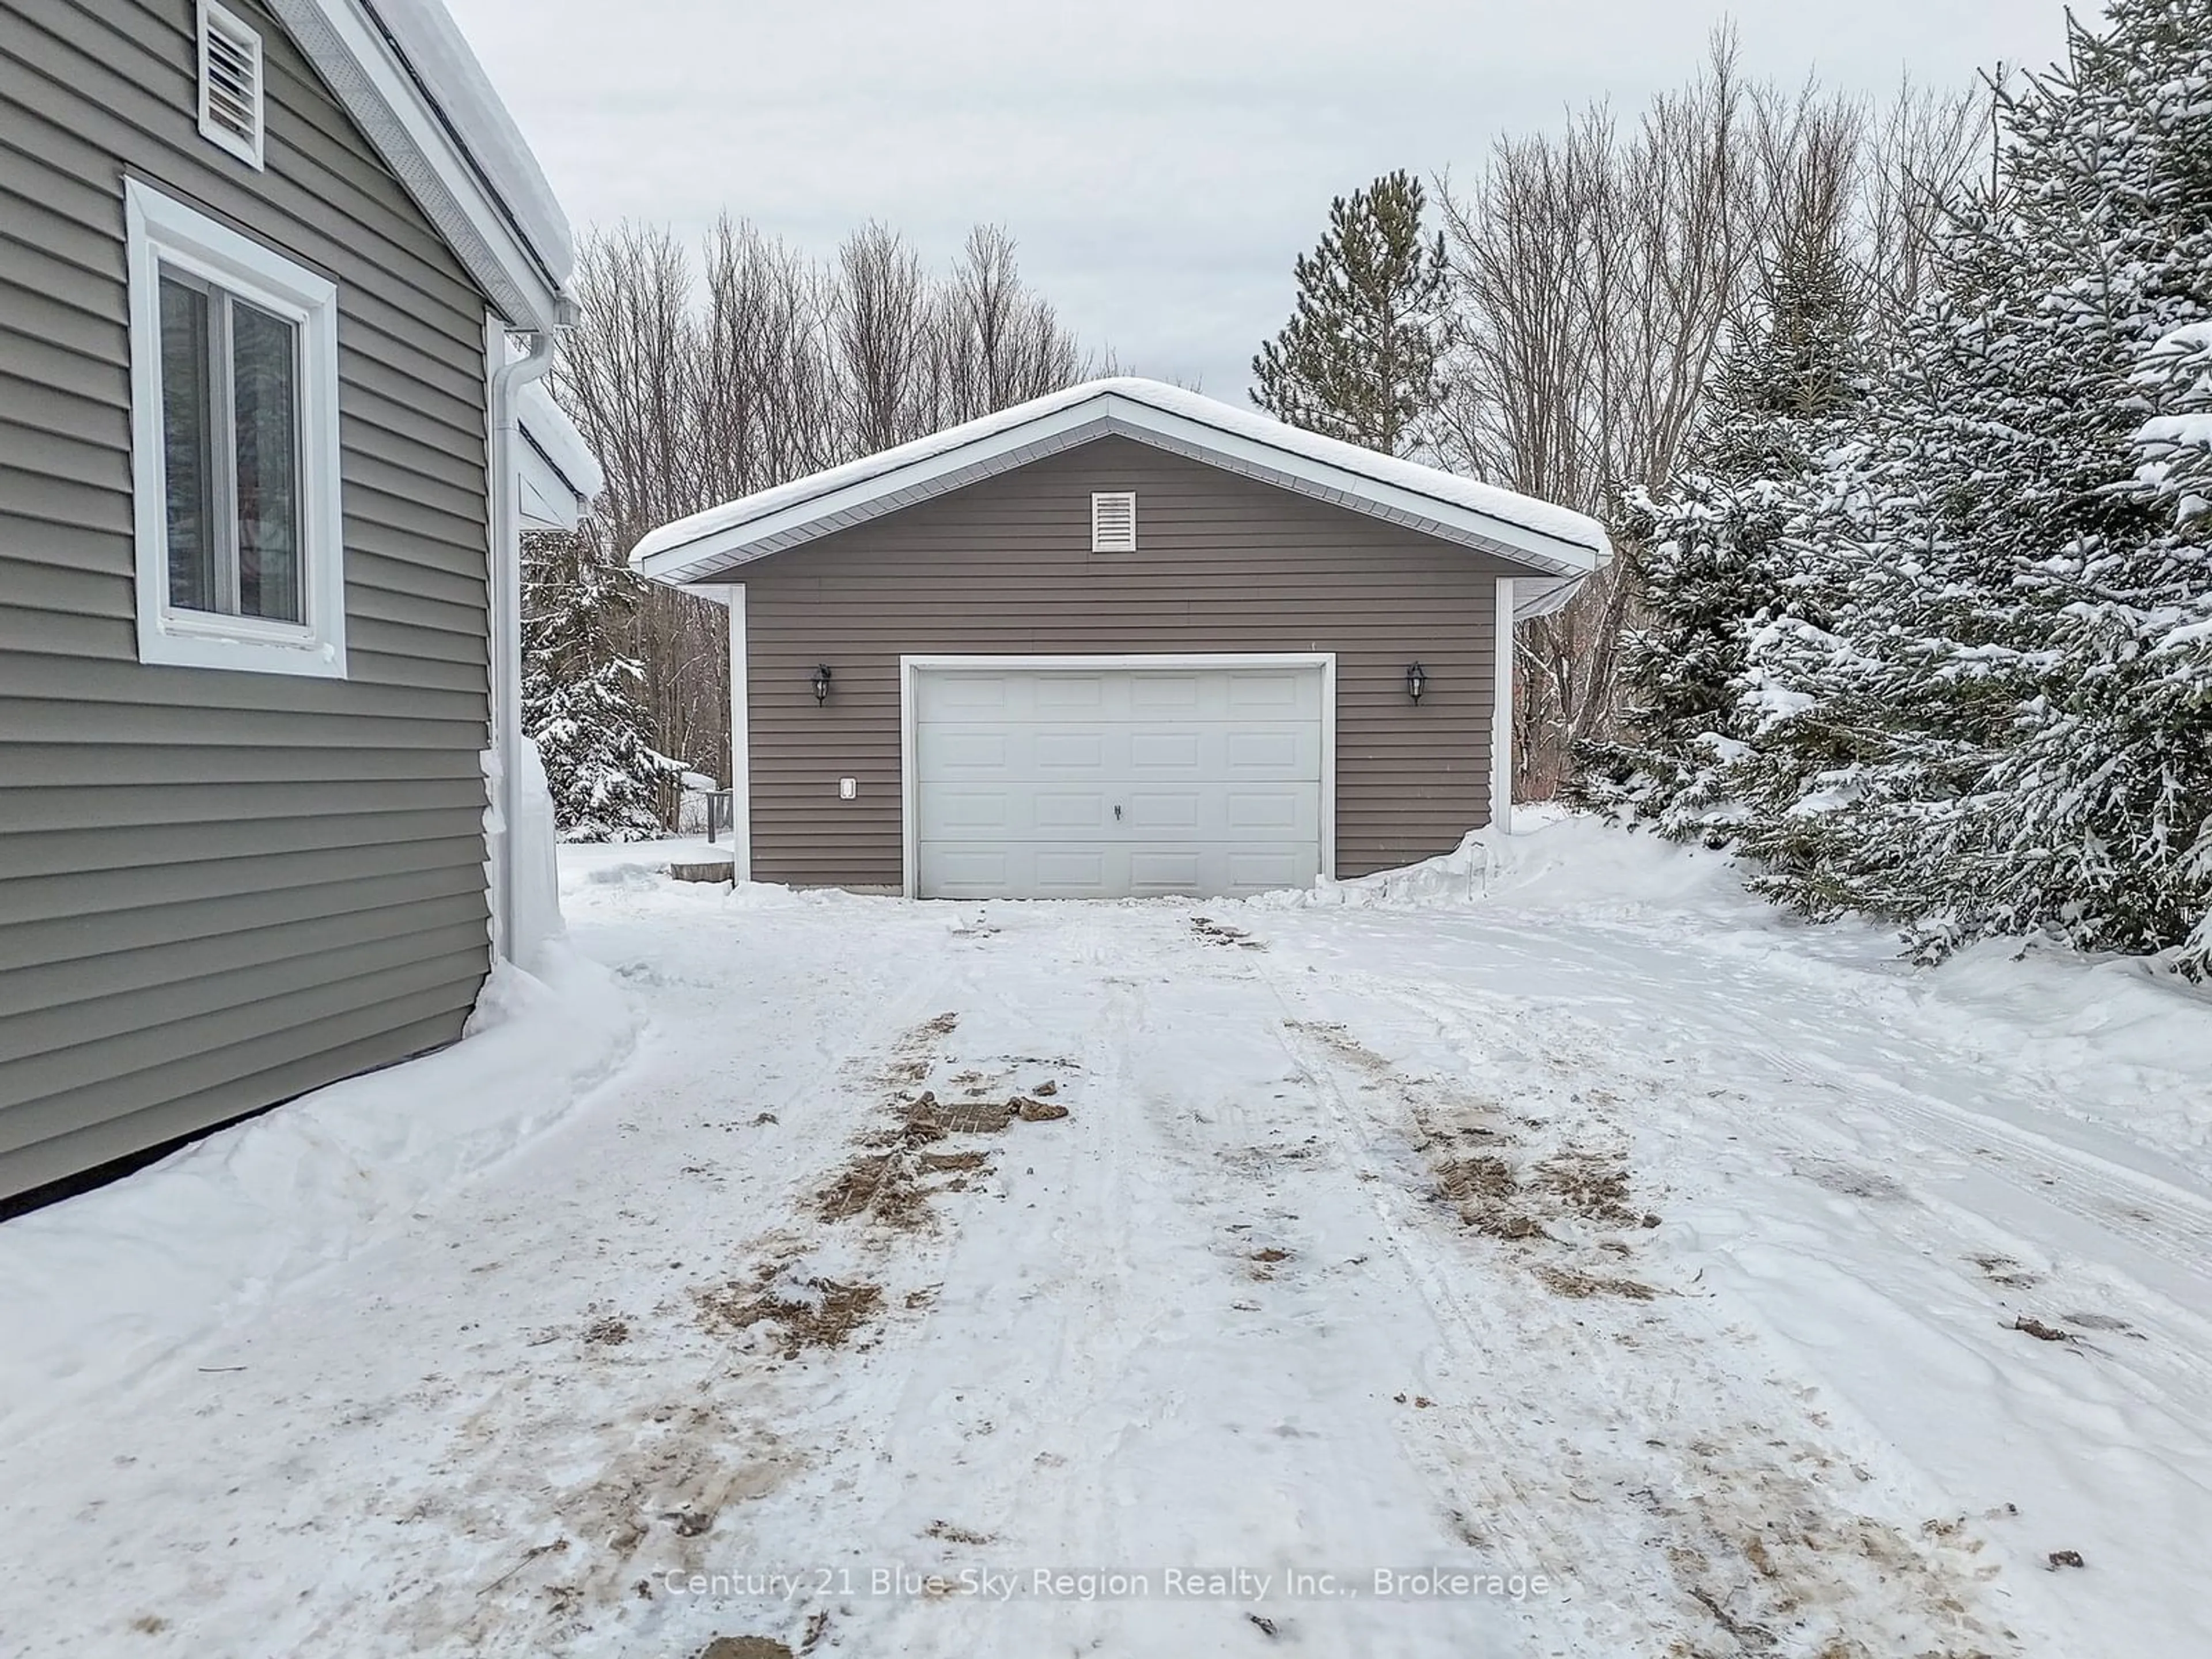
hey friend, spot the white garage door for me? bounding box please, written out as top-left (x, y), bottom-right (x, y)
top-left (913, 663), bottom-right (1327, 899)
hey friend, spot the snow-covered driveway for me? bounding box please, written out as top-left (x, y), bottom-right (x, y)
top-left (3, 825), bottom-right (2209, 1658)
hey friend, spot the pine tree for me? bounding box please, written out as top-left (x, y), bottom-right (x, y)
top-left (1251, 171), bottom-right (1448, 455)
top-left (522, 526), bottom-right (683, 842)
top-left (1736, 0), bottom-right (2212, 971)
top-left (1572, 216), bottom-right (1866, 841)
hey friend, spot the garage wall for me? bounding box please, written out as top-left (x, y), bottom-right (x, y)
top-left (740, 435), bottom-right (1517, 889)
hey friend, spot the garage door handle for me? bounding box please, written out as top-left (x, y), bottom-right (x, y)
top-left (1114, 804), bottom-right (1123, 821)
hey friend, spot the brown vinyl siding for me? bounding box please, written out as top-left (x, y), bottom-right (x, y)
top-left (743, 436), bottom-right (1513, 888)
top-left (0, 0), bottom-right (494, 1197)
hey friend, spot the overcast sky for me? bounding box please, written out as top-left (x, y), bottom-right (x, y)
top-left (446, 0), bottom-right (2080, 399)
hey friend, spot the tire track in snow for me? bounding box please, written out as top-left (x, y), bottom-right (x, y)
top-left (1259, 960), bottom-right (2029, 1659)
top-left (1743, 1039), bottom-right (2212, 1271)
top-left (1385, 973), bottom-right (2212, 1389)
top-left (1255, 984), bottom-right (1704, 1654)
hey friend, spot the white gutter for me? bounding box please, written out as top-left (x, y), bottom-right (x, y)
top-left (488, 324), bottom-right (558, 962)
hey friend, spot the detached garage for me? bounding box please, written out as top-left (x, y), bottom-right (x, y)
top-left (629, 379), bottom-right (1608, 899)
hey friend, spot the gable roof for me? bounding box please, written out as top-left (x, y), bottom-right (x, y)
top-left (627, 378), bottom-right (1612, 619)
top-left (266, 0), bottom-right (571, 331)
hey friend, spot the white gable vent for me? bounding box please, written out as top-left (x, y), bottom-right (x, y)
top-left (1091, 491), bottom-right (1137, 552)
top-left (198, 1), bottom-right (266, 169)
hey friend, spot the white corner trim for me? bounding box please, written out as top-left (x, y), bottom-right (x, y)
top-left (727, 584), bottom-right (752, 881)
top-left (125, 179), bottom-right (346, 679)
top-left (1492, 577), bottom-right (1514, 835)
top-left (897, 652), bottom-right (1338, 900)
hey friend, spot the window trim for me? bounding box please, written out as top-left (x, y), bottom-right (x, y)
top-left (125, 179), bottom-right (346, 678)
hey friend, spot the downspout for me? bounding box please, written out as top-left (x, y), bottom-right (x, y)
top-left (488, 324), bottom-right (558, 964)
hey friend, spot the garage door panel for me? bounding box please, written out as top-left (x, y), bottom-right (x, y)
top-left (1226, 671), bottom-right (1306, 713)
top-left (934, 676), bottom-right (1011, 711)
top-left (1033, 791), bottom-right (1108, 829)
top-left (1034, 732), bottom-right (1105, 770)
top-left (1226, 849), bottom-right (1305, 889)
top-left (1224, 728), bottom-right (1312, 775)
top-left (1226, 789), bottom-right (1305, 831)
top-left (1130, 731), bottom-right (1201, 772)
top-left (925, 846), bottom-right (1010, 894)
top-left (1035, 675), bottom-right (1107, 712)
top-left (1127, 790), bottom-right (1202, 830)
top-left (1129, 850), bottom-right (1202, 891)
top-left (1033, 849), bottom-right (1108, 891)
top-left (926, 731), bottom-right (1008, 771)
top-left (914, 664), bottom-right (1325, 899)
top-left (935, 790), bottom-right (1012, 830)
top-left (1131, 675), bottom-right (1201, 713)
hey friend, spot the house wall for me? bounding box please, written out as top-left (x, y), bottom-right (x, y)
top-left (741, 435), bottom-right (1516, 889)
top-left (0, 0), bottom-right (495, 1199)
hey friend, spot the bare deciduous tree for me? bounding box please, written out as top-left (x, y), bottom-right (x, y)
top-left (546, 219), bottom-right (1100, 826)
top-left (1434, 32), bottom-right (1987, 796)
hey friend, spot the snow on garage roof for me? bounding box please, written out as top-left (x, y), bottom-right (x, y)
top-left (266, 0), bottom-right (573, 329)
top-left (628, 378), bottom-right (1611, 616)
top-left (517, 381), bottom-right (603, 531)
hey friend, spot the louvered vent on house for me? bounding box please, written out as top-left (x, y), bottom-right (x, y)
top-left (198, 2), bottom-right (265, 168)
top-left (1092, 491), bottom-right (1137, 552)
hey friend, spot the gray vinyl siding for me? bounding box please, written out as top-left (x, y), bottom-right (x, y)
top-left (743, 436), bottom-right (1513, 889)
top-left (0, 0), bottom-right (494, 1197)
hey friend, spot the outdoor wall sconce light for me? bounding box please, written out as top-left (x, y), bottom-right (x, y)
top-left (1406, 661), bottom-right (1427, 703)
top-left (812, 664), bottom-right (834, 704)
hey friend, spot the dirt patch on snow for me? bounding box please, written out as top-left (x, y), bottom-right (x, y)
top-left (923, 1519), bottom-right (995, 1546)
top-left (918, 1150), bottom-right (992, 1174)
top-left (695, 1270), bottom-right (885, 1358)
top-left (812, 1153), bottom-right (932, 1229)
top-left (1972, 1253), bottom-right (2042, 1289)
top-left (1192, 916), bottom-right (1265, 949)
top-left (1532, 1263), bottom-right (1658, 1301)
top-left (696, 1638), bottom-right (794, 1659)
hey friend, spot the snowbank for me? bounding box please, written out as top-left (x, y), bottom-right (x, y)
top-left (1252, 808), bottom-right (1748, 916)
top-left (0, 944), bottom-right (638, 1431)
top-left (1253, 809), bottom-right (2212, 1173)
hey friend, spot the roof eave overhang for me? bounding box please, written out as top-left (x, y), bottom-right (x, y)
top-left (631, 392), bottom-right (1606, 587)
top-left (268, 0), bottom-right (566, 333)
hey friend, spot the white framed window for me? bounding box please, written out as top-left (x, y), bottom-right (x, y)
top-left (125, 179), bottom-right (346, 677)
top-left (197, 1), bottom-right (266, 169)
top-left (1091, 490), bottom-right (1137, 552)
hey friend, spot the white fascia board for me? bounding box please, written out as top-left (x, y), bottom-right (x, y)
top-left (267, 0), bottom-right (564, 332)
top-left (632, 393), bottom-right (1603, 587)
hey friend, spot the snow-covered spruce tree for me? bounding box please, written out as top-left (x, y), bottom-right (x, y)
top-left (522, 524), bottom-right (684, 842)
top-left (2131, 320), bottom-right (2212, 965)
top-left (1572, 215), bottom-right (1866, 841)
top-left (1251, 170), bottom-right (1448, 455)
top-left (1737, 0), bottom-right (2212, 971)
